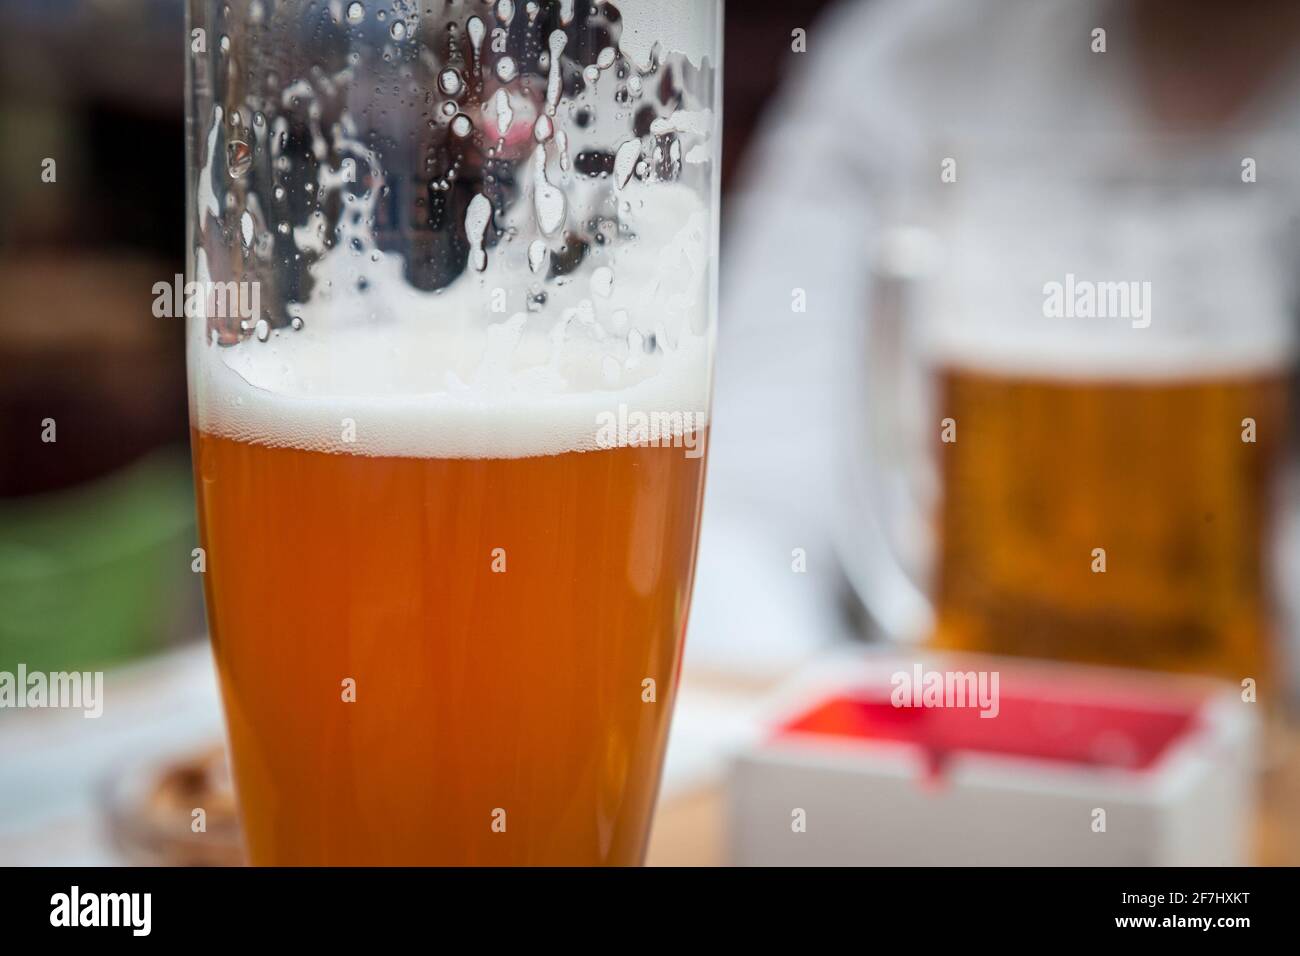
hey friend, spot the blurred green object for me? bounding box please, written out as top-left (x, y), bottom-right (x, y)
top-left (0, 449), bottom-right (200, 675)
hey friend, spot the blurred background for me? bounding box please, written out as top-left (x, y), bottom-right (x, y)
top-left (3, 0), bottom-right (1300, 866)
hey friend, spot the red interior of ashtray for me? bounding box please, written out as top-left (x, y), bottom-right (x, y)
top-left (776, 678), bottom-right (1205, 773)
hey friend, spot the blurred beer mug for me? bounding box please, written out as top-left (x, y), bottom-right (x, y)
top-left (843, 151), bottom-right (1299, 692)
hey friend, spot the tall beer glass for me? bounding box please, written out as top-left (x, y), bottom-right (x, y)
top-left (184, 0), bottom-right (722, 865)
top-left (844, 146), bottom-right (1298, 693)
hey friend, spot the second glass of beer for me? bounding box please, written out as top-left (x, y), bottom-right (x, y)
top-left (185, 0), bottom-right (722, 865)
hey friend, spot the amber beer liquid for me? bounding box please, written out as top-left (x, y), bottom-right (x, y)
top-left (931, 365), bottom-right (1289, 687)
top-left (193, 425), bottom-right (707, 865)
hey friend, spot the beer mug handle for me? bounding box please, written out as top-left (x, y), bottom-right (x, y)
top-left (839, 227), bottom-right (941, 643)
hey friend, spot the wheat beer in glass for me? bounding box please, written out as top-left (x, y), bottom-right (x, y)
top-left (185, 0), bottom-right (723, 865)
top-left (847, 154), bottom-right (1296, 691)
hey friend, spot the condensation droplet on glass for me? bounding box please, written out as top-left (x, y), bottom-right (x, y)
top-left (546, 30), bottom-right (567, 112)
top-left (583, 65), bottom-right (599, 84)
top-left (614, 139), bottom-right (640, 190)
top-left (277, 221), bottom-right (290, 234)
top-left (597, 47), bottom-right (616, 70)
top-left (526, 1), bottom-right (540, 22)
top-left (219, 35), bottom-right (231, 53)
top-left (255, 319), bottom-right (270, 342)
top-left (227, 140), bottom-right (253, 178)
top-left (532, 146), bottom-right (566, 237)
top-left (451, 113), bottom-right (473, 137)
top-left (465, 193), bottom-right (492, 272)
top-left (390, 21), bottom-right (406, 40)
top-left (495, 89), bottom-right (513, 138)
top-left (533, 114), bottom-right (553, 142)
top-left (498, 0), bottom-right (515, 22)
top-left (439, 68), bottom-right (463, 96)
top-left (497, 57), bottom-right (518, 83)
top-left (528, 239), bottom-right (547, 274)
top-left (291, 316), bottom-right (304, 331)
top-left (467, 16), bottom-right (486, 62)
top-left (240, 210), bottom-right (254, 247)
top-left (559, 0), bottom-right (574, 25)
top-left (346, 2), bottom-right (365, 24)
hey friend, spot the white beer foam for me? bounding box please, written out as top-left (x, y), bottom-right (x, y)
top-left (918, 186), bottom-right (1298, 380)
top-left (191, 181), bottom-right (714, 459)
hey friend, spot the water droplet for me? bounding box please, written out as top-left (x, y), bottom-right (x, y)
top-left (291, 316), bottom-right (304, 331)
top-left (255, 319), bottom-right (270, 341)
top-left (495, 88), bottom-right (514, 138)
top-left (614, 140), bottom-right (640, 190)
top-left (496, 56), bottom-right (518, 83)
top-left (597, 47), bottom-right (616, 70)
top-left (438, 68), bottom-right (463, 96)
top-left (546, 30), bottom-right (567, 112)
top-left (240, 210), bottom-right (254, 247)
top-left (451, 113), bottom-right (473, 137)
top-left (533, 114), bottom-right (553, 142)
top-left (227, 140), bottom-right (253, 178)
top-left (532, 147), bottom-right (566, 237)
top-left (465, 193), bottom-right (492, 272)
top-left (556, 131), bottom-right (569, 171)
top-left (528, 239), bottom-right (548, 274)
top-left (390, 20), bottom-right (406, 40)
top-left (498, 0), bottom-right (515, 22)
top-left (467, 16), bottom-right (486, 61)
top-left (346, 2), bottom-right (365, 24)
